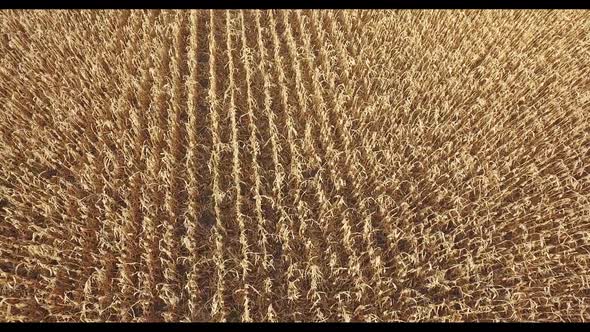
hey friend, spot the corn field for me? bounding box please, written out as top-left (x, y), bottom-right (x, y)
top-left (1, 10), bottom-right (589, 322)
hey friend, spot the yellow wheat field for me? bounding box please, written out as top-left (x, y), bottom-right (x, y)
top-left (1, 9), bottom-right (589, 322)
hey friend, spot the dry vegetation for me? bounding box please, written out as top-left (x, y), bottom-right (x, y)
top-left (1, 9), bottom-right (590, 322)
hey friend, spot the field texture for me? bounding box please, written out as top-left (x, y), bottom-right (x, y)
top-left (1, 10), bottom-right (589, 322)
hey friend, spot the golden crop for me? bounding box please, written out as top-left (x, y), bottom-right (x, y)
top-left (0, 9), bottom-right (589, 322)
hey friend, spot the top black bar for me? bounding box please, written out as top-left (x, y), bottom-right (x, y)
top-left (1, 0), bottom-right (588, 9)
